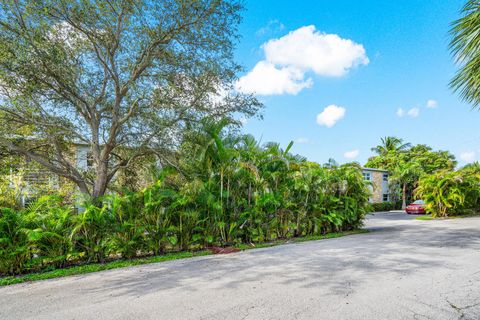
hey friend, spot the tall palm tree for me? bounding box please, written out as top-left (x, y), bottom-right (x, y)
top-left (371, 137), bottom-right (411, 156)
top-left (390, 161), bottom-right (423, 209)
top-left (450, 1), bottom-right (480, 107)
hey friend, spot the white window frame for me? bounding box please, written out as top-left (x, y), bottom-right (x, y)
top-left (363, 172), bottom-right (371, 181)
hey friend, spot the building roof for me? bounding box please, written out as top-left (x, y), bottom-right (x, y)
top-left (362, 167), bottom-right (389, 173)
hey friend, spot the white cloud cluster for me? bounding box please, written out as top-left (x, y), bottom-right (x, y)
top-left (235, 61), bottom-right (313, 95)
top-left (236, 25), bottom-right (369, 95)
top-left (426, 99), bottom-right (438, 108)
top-left (263, 26), bottom-right (369, 77)
top-left (460, 151), bottom-right (475, 163)
top-left (396, 99), bottom-right (438, 119)
top-left (344, 149), bottom-right (359, 159)
top-left (316, 104), bottom-right (346, 128)
top-left (396, 107), bottom-right (419, 118)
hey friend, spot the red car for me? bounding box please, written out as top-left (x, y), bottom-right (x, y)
top-left (406, 200), bottom-right (426, 214)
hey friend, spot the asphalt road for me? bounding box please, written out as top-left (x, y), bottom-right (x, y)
top-left (1, 212), bottom-right (480, 320)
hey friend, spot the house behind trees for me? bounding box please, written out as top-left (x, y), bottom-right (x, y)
top-left (362, 168), bottom-right (389, 203)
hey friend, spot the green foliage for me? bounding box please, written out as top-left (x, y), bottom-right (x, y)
top-left (23, 196), bottom-right (74, 268)
top-left (370, 202), bottom-right (400, 212)
top-left (0, 208), bottom-right (30, 275)
top-left (450, 1), bottom-right (480, 107)
top-left (0, 155), bottom-right (77, 209)
top-left (370, 136), bottom-right (411, 156)
top-left (0, 0), bottom-right (260, 198)
top-left (415, 164), bottom-right (480, 217)
top-left (366, 138), bottom-right (456, 208)
top-left (0, 124), bottom-right (371, 276)
top-left (0, 250), bottom-right (212, 286)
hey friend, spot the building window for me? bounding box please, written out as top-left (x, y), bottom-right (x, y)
top-left (363, 172), bottom-right (371, 181)
top-left (383, 173), bottom-right (388, 181)
top-left (383, 194), bottom-right (389, 202)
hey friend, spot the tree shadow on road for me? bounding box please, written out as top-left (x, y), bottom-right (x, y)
top-left (83, 216), bottom-right (480, 301)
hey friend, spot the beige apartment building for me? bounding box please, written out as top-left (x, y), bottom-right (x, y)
top-left (362, 167), bottom-right (389, 203)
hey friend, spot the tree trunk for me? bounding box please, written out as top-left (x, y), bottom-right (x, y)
top-left (402, 183), bottom-right (407, 210)
top-left (77, 180), bottom-right (91, 196)
top-left (92, 160), bottom-right (109, 198)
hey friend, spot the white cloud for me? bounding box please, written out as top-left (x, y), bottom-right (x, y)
top-left (316, 104), bottom-right (346, 128)
top-left (397, 107), bottom-right (419, 118)
top-left (460, 151), bottom-right (475, 163)
top-left (295, 137), bottom-right (311, 144)
top-left (426, 99), bottom-right (438, 108)
top-left (263, 25), bottom-right (369, 77)
top-left (344, 149), bottom-right (359, 159)
top-left (237, 25), bottom-right (368, 95)
top-left (235, 61), bottom-right (312, 95)
top-left (407, 107), bottom-right (420, 118)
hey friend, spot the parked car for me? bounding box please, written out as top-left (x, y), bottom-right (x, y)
top-left (405, 200), bottom-right (426, 214)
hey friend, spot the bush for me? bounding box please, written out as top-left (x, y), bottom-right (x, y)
top-left (0, 162), bottom-right (371, 276)
top-left (415, 165), bottom-right (480, 217)
top-left (0, 208), bottom-right (30, 275)
top-left (0, 132), bottom-right (372, 276)
top-left (370, 202), bottom-right (399, 212)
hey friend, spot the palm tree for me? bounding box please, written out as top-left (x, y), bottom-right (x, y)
top-left (390, 161), bottom-right (423, 209)
top-left (450, 1), bottom-right (480, 107)
top-left (371, 137), bottom-right (411, 156)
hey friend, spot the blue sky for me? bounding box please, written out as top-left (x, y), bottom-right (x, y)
top-left (234, 0), bottom-right (479, 166)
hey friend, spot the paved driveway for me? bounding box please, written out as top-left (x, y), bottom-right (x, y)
top-left (1, 212), bottom-right (480, 320)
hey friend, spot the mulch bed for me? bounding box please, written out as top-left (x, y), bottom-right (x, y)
top-left (207, 247), bottom-right (241, 254)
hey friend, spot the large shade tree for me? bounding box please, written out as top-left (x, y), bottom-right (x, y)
top-left (0, 0), bottom-right (260, 198)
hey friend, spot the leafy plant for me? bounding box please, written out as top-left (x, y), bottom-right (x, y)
top-left (0, 122), bottom-right (372, 276)
top-left (0, 208), bottom-right (30, 274)
top-left (415, 166), bottom-right (480, 217)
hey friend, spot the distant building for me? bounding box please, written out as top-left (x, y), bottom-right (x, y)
top-left (362, 168), bottom-right (389, 203)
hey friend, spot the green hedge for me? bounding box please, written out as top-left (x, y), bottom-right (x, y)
top-left (370, 201), bottom-right (400, 212)
top-left (0, 162), bottom-right (371, 276)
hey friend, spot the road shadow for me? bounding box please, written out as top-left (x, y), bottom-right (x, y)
top-left (79, 213), bottom-right (480, 301)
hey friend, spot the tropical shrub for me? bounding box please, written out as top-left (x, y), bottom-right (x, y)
top-left (371, 202), bottom-right (400, 212)
top-left (71, 202), bottom-right (116, 263)
top-left (366, 138), bottom-right (457, 209)
top-left (415, 165), bottom-right (480, 217)
top-left (0, 208), bottom-right (30, 274)
top-left (23, 196), bottom-right (74, 268)
top-left (0, 124), bottom-right (372, 276)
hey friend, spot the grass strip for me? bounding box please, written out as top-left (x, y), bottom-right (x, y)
top-left (0, 229), bottom-right (368, 287)
top-left (415, 215), bottom-right (435, 220)
top-left (415, 213), bottom-right (480, 220)
top-left (235, 229), bottom-right (369, 250)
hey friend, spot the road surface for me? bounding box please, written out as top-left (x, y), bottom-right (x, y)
top-left (1, 212), bottom-right (480, 319)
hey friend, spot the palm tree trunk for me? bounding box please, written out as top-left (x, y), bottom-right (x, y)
top-left (220, 169), bottom-right (224, 215)
top-left (402, 183), bottom-right (407, 210)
